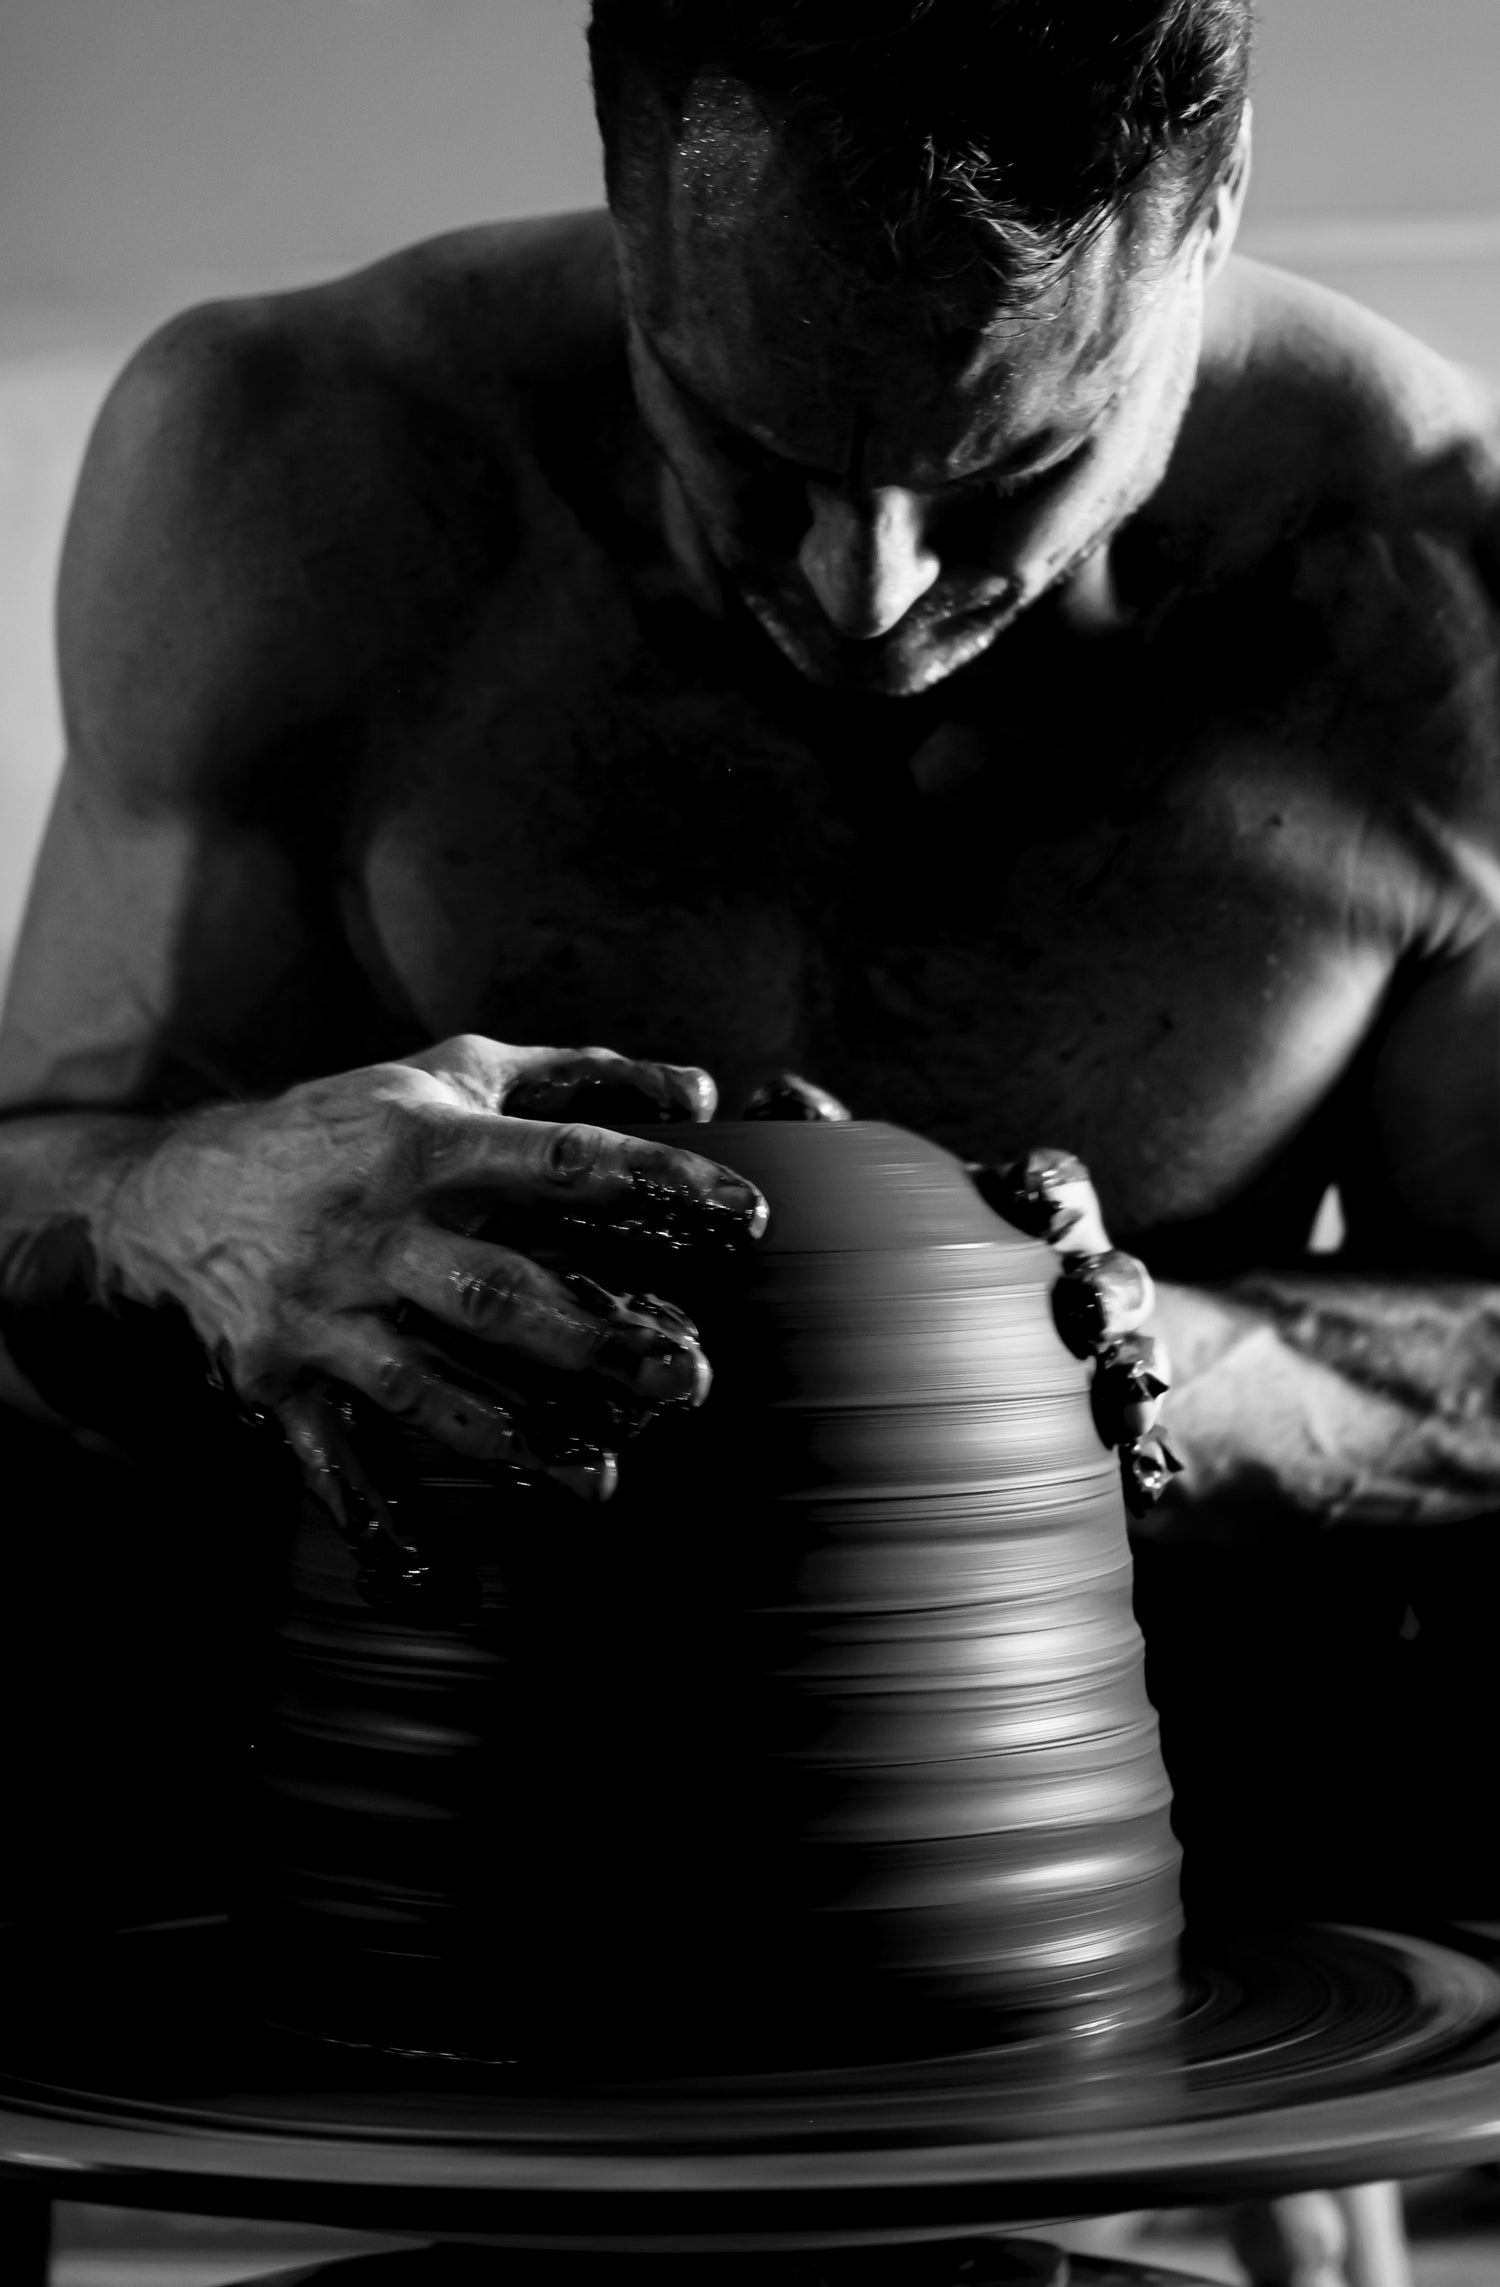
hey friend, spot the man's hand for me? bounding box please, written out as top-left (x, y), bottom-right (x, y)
top-left (98, 1034), bottom-right (766, 1499)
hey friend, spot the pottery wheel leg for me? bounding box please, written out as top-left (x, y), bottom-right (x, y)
top-left (1335, 2185), bottom-right (1414, 2287)
top-left (1228, 2193), bottom-right (1349, 2286)
top-left (0, 2186), bottom-right (52, 2287)
top-left (1227, 2183), bottom-right (1415, 2287)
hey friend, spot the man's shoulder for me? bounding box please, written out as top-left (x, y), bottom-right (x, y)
top-left (1174, 259), bottom-right (1500, 923)
top-left (1182, 255), bottom-right (1500, 565)
top-left (104, 208), bottom-right (623, 526)
top-left (1168, 259), bottom-right (1500, 739)
top-left (64, 213), bottom-right (628, 801)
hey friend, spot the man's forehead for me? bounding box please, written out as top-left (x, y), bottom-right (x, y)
top-left (614, 73), bottom-right (1182, 487)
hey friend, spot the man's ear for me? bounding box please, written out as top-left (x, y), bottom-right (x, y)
top-left (1201, 100), bottom-right (1253, 285)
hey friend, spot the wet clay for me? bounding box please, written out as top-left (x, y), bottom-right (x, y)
top-left (249, 1122), bottom-right (1181, 2069)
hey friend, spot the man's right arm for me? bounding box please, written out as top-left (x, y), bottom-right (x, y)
top-left (0, 295), bottom-right (390, 1425)
top-left (0, 301), bottom-right (763, 1476)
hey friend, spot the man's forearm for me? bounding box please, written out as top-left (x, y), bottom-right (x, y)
top-left (0, 1110), bottom-right (174, 1432)
top-left (1153, 1272), bottom-right (1500, 1529)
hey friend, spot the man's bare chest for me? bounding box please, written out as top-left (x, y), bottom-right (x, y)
top-left (344, 562), bottom-right (1401, 1243)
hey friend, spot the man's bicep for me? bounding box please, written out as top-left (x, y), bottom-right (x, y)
top-left (1362, 928), bottom-right (1500, 1265)
top-left (2, 307), bottom-right (384, 1115)
top-left (0, 760), bottom-right (317, 1112)
top-left (57, 300), bottom-right (368, 794)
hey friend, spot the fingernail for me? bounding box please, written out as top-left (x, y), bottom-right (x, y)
top-left (613, 1334), bottom-right (712, 1407)
top-left (644, 1342), bottom-right (712, 1407)
top-left (549, 1451), bottom-right (619, 1502)
top-left (710, 1177), bottom-right (769, 1238)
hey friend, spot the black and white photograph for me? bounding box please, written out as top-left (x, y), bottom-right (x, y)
top-left (4, 5), bottom-right (1500, 2282)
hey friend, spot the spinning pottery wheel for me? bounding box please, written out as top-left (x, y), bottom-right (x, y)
top-left (5, 1124), bottom-right (1500, 2275)
top-left (5, 1918), bottom-right (1500, 2250)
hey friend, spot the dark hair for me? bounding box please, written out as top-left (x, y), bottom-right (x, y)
top-left (589, 1), bottom-right (1253, 303)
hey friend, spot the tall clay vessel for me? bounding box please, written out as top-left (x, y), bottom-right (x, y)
top-left (251, 1122), bottom-right (1182, 2066)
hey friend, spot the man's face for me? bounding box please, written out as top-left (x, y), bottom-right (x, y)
top-left (614, 78), bottom-right (1223, 698)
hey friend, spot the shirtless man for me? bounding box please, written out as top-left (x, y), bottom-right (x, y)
top-left (4, 1), bottom-right (1500, 1887)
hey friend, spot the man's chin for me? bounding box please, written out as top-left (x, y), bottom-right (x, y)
top-left (739, 589), bottom-right (1020, 698)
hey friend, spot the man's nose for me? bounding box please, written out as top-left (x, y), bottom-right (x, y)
top-left (798, 484), bottom-right (941, 639)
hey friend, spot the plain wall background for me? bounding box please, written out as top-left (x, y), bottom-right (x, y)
top-left (0, 0), bottom-right (601, 322)
top-left (4, 0), bottom-right (1500, 970)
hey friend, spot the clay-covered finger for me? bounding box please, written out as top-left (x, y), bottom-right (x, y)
top-left (276, 1383), bottom-right (425, 1559)
top-left (1091, 1332), bottom-right (1171, 1447)
top-left (505, 1048), bottom-right (718, 1128)
top-left (974, 1147), bottom-right (1112, 1254)
top-left (383, 1225), bottom-right (710, 1407)
top-left (1119, 1433), bottom-right (1184, 1520)
top-left (276, 1382), bottom-right (488, 1619)
top-left (742, 1072), bottom-right (853, 1123)
top-left (417, 1114), bottom-right (769, 1250)
top-left (304, 1312), bottom-right (618, 1500)
top-left (276, 1384), bottom-right (356, 1514)
top-left (1051, 1249), bottom-right (1156, 1358)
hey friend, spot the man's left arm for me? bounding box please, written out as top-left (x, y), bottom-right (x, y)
top-left (1151, 924), bottom-right (1500, 1531)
